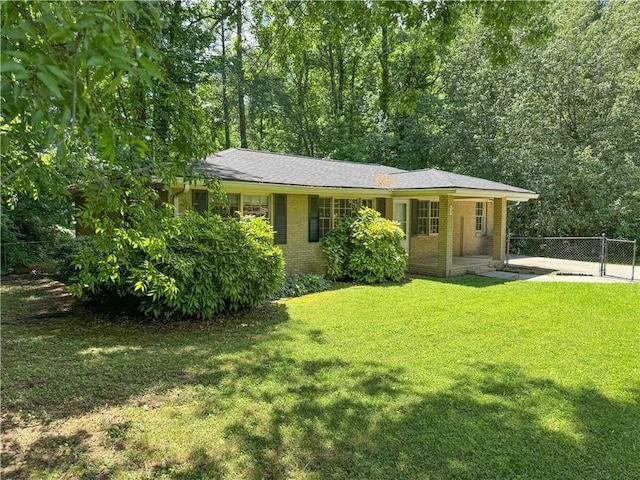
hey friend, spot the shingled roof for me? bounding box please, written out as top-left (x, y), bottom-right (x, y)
top-left (202, 148), bottom-right (535, 196)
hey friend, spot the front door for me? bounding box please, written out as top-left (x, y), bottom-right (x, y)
top-left (393, 200), bottom-right (409, 252)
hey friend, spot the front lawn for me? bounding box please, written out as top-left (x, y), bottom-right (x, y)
top-left (2, 275), bottom-right (639, 479)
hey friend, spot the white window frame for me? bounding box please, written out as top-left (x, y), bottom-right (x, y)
top-left (416, 200), bottom-right (429, 235)
top-left (318, 197), bottom-right (372, 239)
top-left (242, 194), bottom-right (271, 220)
top-left (475, 201), bottom-right (486, 235)
top-left (429, 201), bottom-right (440, 235)
top-left (318, 197), bottom-right (332, 240)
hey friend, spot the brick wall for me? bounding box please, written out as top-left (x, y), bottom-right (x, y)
top-left (452, 201), bottom-right (493, 256)
top-left (278, 194), bottom-right (325, 274)
top-left (409, 235), bottom-right (439, 258)
top-left (168, 186), bottom-right (506, 274)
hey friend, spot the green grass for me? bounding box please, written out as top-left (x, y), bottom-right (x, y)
top-left (2, 275), bottom-right (639, 479)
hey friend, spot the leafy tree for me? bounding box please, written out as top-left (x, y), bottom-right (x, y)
top-left (436, 0), bottom-right (640, 240)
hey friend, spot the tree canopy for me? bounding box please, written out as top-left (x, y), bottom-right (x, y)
top-left (2, 0), bottom-right (638, 243)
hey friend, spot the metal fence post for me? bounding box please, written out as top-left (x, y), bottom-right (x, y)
top-left (599, 233), bottom-right (606, 277)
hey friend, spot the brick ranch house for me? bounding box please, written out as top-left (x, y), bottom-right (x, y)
top-left (163, 148), bottom-right (538, 277)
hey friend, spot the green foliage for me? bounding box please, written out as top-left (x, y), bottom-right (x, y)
top-left (2, 1), bottom-right (219, 280)
top-left (435, 0), bottom-right (640, 241)
top-left (0, 193), bottom-right (78, 275)
top-left (322, 207), bottom-right (407, 283)
top-left (70, 211), bottom-right (285, 320)
top-left (275, 273), bottom-right (332, 299)
top-left (155, 212), bottom-right (285, 318)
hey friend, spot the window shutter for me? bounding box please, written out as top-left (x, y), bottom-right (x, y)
top-left (308, 195), bottom-right (319, 242)
top-left (410, 199), bottom-right (418, 237)
top-left (274, 194), bottom-right (287, 244)
top-left (375, 197), bottom-right (386, 218)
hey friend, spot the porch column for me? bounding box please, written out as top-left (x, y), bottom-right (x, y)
top-left (437, 195), bottom-right (454, 276)
top-left (492, 197), bottom-right (507, 262)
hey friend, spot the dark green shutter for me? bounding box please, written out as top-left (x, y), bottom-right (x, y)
top-left (308, 195), bottom-right (319, 242)
top-left (274, 194), bottom-right (287, 244)
top-left (376, 197), bottom-right (386, 218)
top-left (410, 199), bottom-right (418, 237)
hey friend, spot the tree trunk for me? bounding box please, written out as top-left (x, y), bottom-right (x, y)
top-left (379, 22), bottom-right (390, 116)
top-left (236, 0), bottom-right (247, 148)
top-left (220, 17), bottom-right (231, 149)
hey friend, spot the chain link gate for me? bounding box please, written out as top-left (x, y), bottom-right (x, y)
top-left (506, 235), bottom-right (637, 281)
top-left (603, 237), bottom-right (637, 280)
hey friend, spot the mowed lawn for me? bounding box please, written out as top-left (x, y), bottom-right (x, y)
top-left (1, 276), bottom-right (639, 479)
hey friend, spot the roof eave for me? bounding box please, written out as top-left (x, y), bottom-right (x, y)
top-left (164, 178), bottom-right (537, 201)
top-left (392, 187), bottom-right (538, 201)
top-left (218, 180), bottom-right (392, 197)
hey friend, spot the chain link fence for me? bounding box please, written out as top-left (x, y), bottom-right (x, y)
top-left (603, 238), bottom-right (637, 280)
top-left (506, 235), bottom-right (636, 281)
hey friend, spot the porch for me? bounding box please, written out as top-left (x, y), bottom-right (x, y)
top-left (408, 255), bottom-right (503, 277)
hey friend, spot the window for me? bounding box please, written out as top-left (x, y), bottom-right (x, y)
top-left (192, 190), bottom-right (209, 214)
top-left (318, 197), bottom-right (332, 240)
top-left (227, 193), bottom-right (240, 215)
top-left (413, 200), bottom-right (439, 235)
top-left (429, 201), bottom-right (440, 235)
top-left (416, 200), bottom-right (429, 235)
top-left (309, 196), bottom-right (373, 242)
top-left (215, 193), bottom-right (240, 217)
top-left (243, 195), bottom-right (270, 219)
top-left (475, 202), bottom-right (486, 234)
top-left (333, 198), bottom-right (359, 226)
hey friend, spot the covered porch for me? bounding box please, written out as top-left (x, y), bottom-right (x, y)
top-left (401, 195), bottom-right (509, 277)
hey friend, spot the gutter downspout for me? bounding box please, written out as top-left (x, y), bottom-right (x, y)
top-left (173, 182), bottom-right (190, 216)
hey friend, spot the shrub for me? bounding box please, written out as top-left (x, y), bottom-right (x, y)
top-left (322, 207), bottom-right (407, 283)
top-left (275, 274), bottom-right (332, 299)
top-left (71, 211), bottom-right (285, 319)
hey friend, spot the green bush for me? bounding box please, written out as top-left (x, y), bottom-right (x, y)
top-left (71, 211), bottom-right (285, 319)
top-left (322, 207), bottom-right (407, 283)
top-left (275, 274), bottom-right (332, 299)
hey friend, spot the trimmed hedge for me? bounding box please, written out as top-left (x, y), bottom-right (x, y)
top-left (322, 207), bottom-right (407, 283)
top-left (71, 211), bottom-right (285, 319)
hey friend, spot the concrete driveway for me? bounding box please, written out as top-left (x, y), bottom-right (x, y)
top-left (480, 270), bottom-right (637, 283)
top-left (505, 255), bottom-right (636, 282)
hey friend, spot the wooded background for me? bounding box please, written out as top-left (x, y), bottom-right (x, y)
top-left (2, 0), bottom-right (639, 248)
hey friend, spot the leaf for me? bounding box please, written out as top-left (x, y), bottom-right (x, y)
top-left (1, 60), bottom-right (27, 76)
top-left (36, 70), bottom-right (63, 98)
top-left (45, 64), bottom-right (71, 83)
top-left (30, 109), bottom-right (44, 128)
top-left (87, 56), bottom-right (105, 67)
